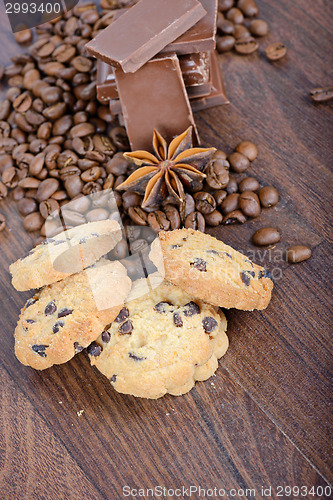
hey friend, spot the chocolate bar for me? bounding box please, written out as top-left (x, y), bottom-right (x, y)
top-left (160, 0), bottom-right (218, 55)
top-left (85, 0), bottom-right (206, 73)
top-left (191, 51), bottom-right (229, 112)
top-left (96, 61), bottom-right (118, 102)
top-left (114, 53), bottom-right (199, 151)
top-left (179, 52), bottom-right (212, 98)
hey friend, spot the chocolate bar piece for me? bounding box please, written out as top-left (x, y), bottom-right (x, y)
top-left (160, 0), bottom-right (218, 55)
top-left (114, 53), bottom-right (199, 151)
top-left (85, 0), bottom-right (206, 73)
top-left (96, 61), bottom-right (118, 102)
top-left (179, 52), bottom-right (211, 98)
top-left (191, 51), bottom-right (229, 112)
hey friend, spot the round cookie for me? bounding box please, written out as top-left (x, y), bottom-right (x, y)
top-left (15, 260), bottom-right (131, 370)
top-left (149, 228), bottom-right (273, 310)
top-left (88, 280), bottom-right (228, 399)
top-left (10, 220), bottom-right (122, 291)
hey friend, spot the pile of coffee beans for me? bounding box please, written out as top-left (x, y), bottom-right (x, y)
top-left (216, 0), bottom-right (287, 61)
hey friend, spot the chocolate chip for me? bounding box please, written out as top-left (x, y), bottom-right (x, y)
top-left (87, 343), bottom-right (102, 357)
top-left (44, 300), bottom-right (57, 315)
top-left (119, 320), bottom-right (133, 335)
top-left (128, 352), bottom-right (146, 361)
top-left (223, 252), bottom-right (233, 259)
top-left (26, 319), bottom-right (36, 324)
top-left (58, 307), bottom-right (73, 318)
top-left (173, 312), bottom-right (183, 327)
top-left (32, 344), bottom-right (48, 357)
top-left (114, 307), bottom-right (129, 323)
top-left (41, 237), bottom-right (56, 245)
top-left (101, 330), bottom-right (111, 343)
top-left (190, 258), bottom-right (207, 272)
top-left (110, 374), bottom-right (117, 383)
top-left (240, 270), bottom-right (255, 286)
top-left (52, 320), bottom-right (64, 333)
top-left (154, 301), bottom-right (173, 313)
top-left (74, 342), bottom-right (84, 353)
top-left (79, 237), bottom-right (88, 244)
top-left (202, 317), bottom-right (218, 334)
top-left (53, 239), bottom-right (66, 245)
top-left (170, 244), bottom-right (181, 249)
top-left (26, 298), bottom-right (38, 308)
top-left (206, 249), bottom-right (219, 255)
top-left (183, 301), bottom-right (200, 317)
top-left (258, 269), bottom-right (273, 280)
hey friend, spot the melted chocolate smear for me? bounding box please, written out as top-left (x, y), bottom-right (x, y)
top-left (240, 270), bottom-right (255, 286)
top-left (202, 317), bottom-right (218, 334)
top-left (190, 258), bottom-right (207, 272)
top-left (32, 344), bottom-right (48, 357)
top-left (128, 352), bottom-right (146, 361)
top-left (44, 300), bottom-right (57, 315)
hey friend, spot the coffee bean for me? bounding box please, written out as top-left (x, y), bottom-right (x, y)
top-left (148, 211), bottom-right (170, 232)
top-left (206, 154), bottom-right (229, 189)
top-left (217, 36), bottom-right (235, 53)
top-left (194, 191), bottom-right (216, 214)
top-left (0, 154), bottom-right (13, 173)
top-left (109, 126), bottom-right (129, 150)
top-left (238, 177), bottom-right (260, 192)
top-left (128, 206), bottom-right (148, 225)
top-left (39, 199), bottom-right (60, 219)
top-left (61, 209), bottom-right (86, 226)
top-left (234, 25), bottom-right (250, 39)
top-left (258, 186), bottom-right (279, 207)
top-left (220, 193), bottom-right (239, 215)
top-left (213, 189), bottom-right (227, 206)
top-left (13, 92), bottom-right (32, 113)
top-left (14, 29), bottom-right (33, 45)
top-left (2, 167), bottom-right (19, 188)
top-left (43, 62), bottom-right (65, 76)
top-left (0, 100), bottom-right (11, 121)
top-left (310, 86), bottom-right (333, 103)
top-left (239, 191), bottom-right (261, 217)
top-left (72, 56), bottom-right (93, 73)
top-left (235, 37), bottom-right (259, 55)
top-left (286, 245), bottom-right (311, 263)
top-left (130, 238), bottom-right (148, 254)
top-left (249, 19), bottom-right (269, 37)
top-left (0, 213), bottom-right (6, 231)
top-left (237, 0), bottom-right (259, 17)
top-left (235, 141), bottom-right (258, 161)
top-left (223, 209), bottom-right (247, 224)
top-left (252, 227), bottom-right (281, 246)
top-left (219, 20), bottom-right (235, 35)
top-left (184, 211), bottom-right (205, 232)
top-left (43, 102), bottom-right (67, 120)
top-left (0, 181), bottom-right (8, 199)
top-left (164, 204), bottom-right (181, 230)
top-left (218, 0), bottom-right (234, 12)
top-left (265, 42), bottom-right (287, 61)
top-left (81, 167), bottom-right (101, 183)
top-left (86, 208), bottom-right (109, 222)
top-left (204, 209), bottom-right (223, 226)
top-left (36, 178), bottom-right (60, 202)
top-left (226, 7), bottom-right (244, 24)
top-left (40, 86), bottom-right (63, 105)
top-left (12, 186), bottom-right (25, 201)
top-left (228, 152), bottom-right (250, 172)
top-left (17, 197), bottom-right (38, 216)
top-left (184, 193), bottom-right (195, 217)
top-left (23, 212), bottom-right (44, 232)
top-left (121, 191), bottom-right (141, 211)
top-left (18, 177), bottom-right (41, 189)
top-left (69, 123), bottom-right (95, 138)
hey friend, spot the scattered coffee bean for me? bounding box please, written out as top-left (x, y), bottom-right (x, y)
top-left (228, 151), bottom-right (250, 172)
top-left (239, 191), bottom-right (261, 217)
top-left (235, 141), bottom-right (258, 161)
top-left (238, 177), bottom-right (260, 192)
top-left (23, 212), bottom-right (44, 232)
top-left (204, 209), bottom-right (223, 226)
top-left (310, 86), bottom-right (333, 103)
top-left (249, 19), bottom-right (269, 36)
top-left (220, 193), bottom-right (239, 215)
top-left (223, 209), bottom-right (247, 224)
top-left (218, 0), bottom-right (234, 12)
top-left (235, 37), bottom-right (259, 55)
top-left (194, 191), bottom-right (216, 214)
top-left (185, 211), bottom-right (205, 232)
top-left (217, 36), bottom-right (236, 53)
top-left (258, 186), bottom-right (279, 207)
top-left (252, 227), bottom-right (281, 246)
top-left (265, 42), bottom-right (287, 61)
top-left (286, 245), bottom-right (312, 263)
top-left (14, 29), bottom-right (33, 45)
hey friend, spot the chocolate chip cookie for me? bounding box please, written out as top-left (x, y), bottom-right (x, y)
top-left (88, 279), bottom-right (228, 399)
top-left (10, 220), bottom-right (122, 291)
top-left (149, 228), bottom-right (273, 310)
top-left (15, 259), bottom-right (131, 370)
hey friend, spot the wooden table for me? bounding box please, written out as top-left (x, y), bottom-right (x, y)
top-left (0, 1), bottom-right (332, 499)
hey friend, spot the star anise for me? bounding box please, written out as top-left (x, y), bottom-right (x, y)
top-left (116, 127), bottom-right (216, 210)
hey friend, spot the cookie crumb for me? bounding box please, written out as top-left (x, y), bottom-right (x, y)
top-left (77, 409), bottom-right (84, 417)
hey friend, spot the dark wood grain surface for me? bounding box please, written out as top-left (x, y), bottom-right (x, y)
top-left (0, 1), bottom-right (332, 499)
